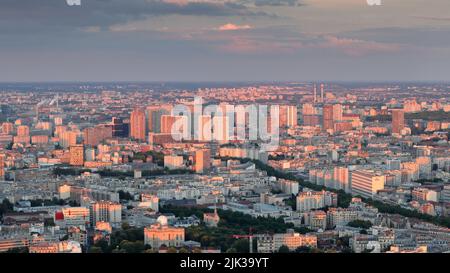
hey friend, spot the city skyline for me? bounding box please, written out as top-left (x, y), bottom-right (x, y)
top-left (0, 0), bottom-right (449, 260)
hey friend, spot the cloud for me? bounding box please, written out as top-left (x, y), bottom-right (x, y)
top-left (218, 23), bottom-right (253, 31)
top-left (318, 35), bottom-right (402, 56)
top-left (0, 0), bottom-right (263, 33)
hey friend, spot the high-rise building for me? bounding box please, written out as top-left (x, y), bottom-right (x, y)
top-left (332, 104), bottom-right (343, 122)
top-left (83, 125), bottom-right (112, 146)
top-left (212, 115), bottom-right (230, 143)
top-left (111, 117), bottom-right (128, 138)
top-left (69, 145), bottom-right (84, 166)
top-left (392, 109), bottom-right (405, 135)
top-left (323, 105), bottom-right (334, 130)
top-left (160, 115), bottom-right (177, 135)
top-left (130, 108), bottom-right (146, 141)
top-left (333, 167), bottom-right (350, 193)
top-left (196, 115), bottom-right (212, 141)
top-left (350, 170), bottom-right (385, 198)
top-left (147, 106), bottom-right (170, 134)
top-left (279, 105), bottom-right (298, 128)
top-left (60, 130), bottom-right (77, 148)
top-left (194, 149), bottom-right (211, 173)
top-left (90, 201), bottom-right (122, 228)
top-left (322, 104), bottom-right (342, 131)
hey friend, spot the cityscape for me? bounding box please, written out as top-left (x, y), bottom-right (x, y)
top-left (0, 82), bottom-right (449, 254)
top-left (0, 0), bottom-right (450, 260)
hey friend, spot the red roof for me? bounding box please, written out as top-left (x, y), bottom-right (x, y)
top-left (55, 211), bottom-right (64, 220)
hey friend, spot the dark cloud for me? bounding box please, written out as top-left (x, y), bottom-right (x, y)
top-left (0, 0), bottom-right (264, 31)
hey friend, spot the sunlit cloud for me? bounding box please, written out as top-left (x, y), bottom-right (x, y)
top-left (218, 23), bottom-right (253, 31)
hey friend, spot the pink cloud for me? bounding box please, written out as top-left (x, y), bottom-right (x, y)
top-left (218, 23), bottom-right (253, 31)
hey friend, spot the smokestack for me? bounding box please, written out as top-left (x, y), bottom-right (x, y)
top-left (320, 83), bottom-right (324, 103)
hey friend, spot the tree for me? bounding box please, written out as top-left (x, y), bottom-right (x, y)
top-left (226, 248), bottom-right (237, 253)
top-left (192, 248), bottom-right (202, 253)
top-left (278, 245), bottom-right (290, 253)
top-left (88, 247), bottom-right (103, 253)
top-left (347, 220), bottom-right (372, 230)
top-left (112, 248), bottom-right (127, 253)
top-left (295, 246), bottom-right (311, 253)
top-left (121, 222), bottom-right (131, 230)
top-left (179, 247), bottom-right (190, 253)
top-left (118, 190), bottom-right (134, 201)
top-left (119, 240), bottom-right (145, 253)
top-left (44, 218), bottom-right (55, 227)
top-left (232, 239), bottom-right (249, 253)
top-left (167, 247), bottom-right (177, 253)
top-left (5, 247), bottom-right (28, 253)
top-left (94, 239), bottom-right (110, 253)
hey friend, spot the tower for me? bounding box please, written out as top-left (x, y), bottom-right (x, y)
top-left (69, 145), bottom-right (84, 166)
top-left (392, 109), bottom-right (405, 135)
top-left (130, 108), bottom-right (146, 141)
top-left (320, 83), bottom-right (324, 103)
top-left (323, 105), bottom-right (334, 131)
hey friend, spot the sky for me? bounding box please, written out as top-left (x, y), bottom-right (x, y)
top-left (0, 0), bottom-right (449, 82)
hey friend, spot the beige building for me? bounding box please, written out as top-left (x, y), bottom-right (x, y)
top-left (144, 216), bottom-right (185, 249)
top-left (351, 170), bottom-right (385, 198)
top-left (69, 145), bottom-right (84, 166)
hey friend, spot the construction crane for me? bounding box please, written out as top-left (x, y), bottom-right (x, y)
top-left (232, 228), bottom-right (254, 253)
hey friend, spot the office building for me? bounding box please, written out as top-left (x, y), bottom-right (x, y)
top-left (351, 170), bottom-right (385, 198)
top-left (69, 145), bottom-right (84, 166)
top-left (194, 149), bottom-right (211, 173)
top-left (90, 201), bottom-right (122, 228)
top-left (392, 109), bottom-right (405, 135)
top-left (130, 108), bottom-right (146, 141)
